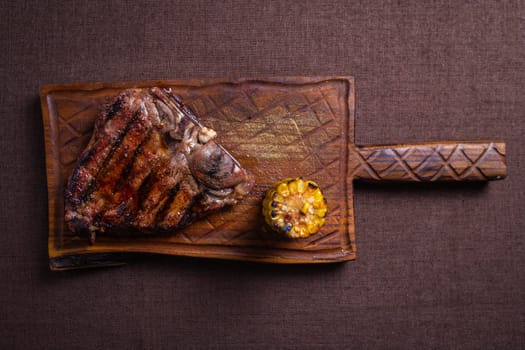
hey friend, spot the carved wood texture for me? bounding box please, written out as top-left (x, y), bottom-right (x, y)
top-left (41, 77), bottom-right (506, 269)
top-left (352, 142), bottom-right (506, 182)
top-left (41, 77), bottom-right (357, 268)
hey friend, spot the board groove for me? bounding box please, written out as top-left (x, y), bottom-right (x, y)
top-left (41, 77), bottom-right (357, 270)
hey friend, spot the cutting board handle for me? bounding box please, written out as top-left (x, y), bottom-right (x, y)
top-left (353, 141), bottom-right (506, 182)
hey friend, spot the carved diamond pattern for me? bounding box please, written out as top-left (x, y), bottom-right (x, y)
top-left (353, 143), bottom-right (506, 181)
top-left (51, 80), bottom-right (352, 255)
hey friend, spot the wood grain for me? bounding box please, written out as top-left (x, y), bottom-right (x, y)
top-left (41, 77), bottom-right (357, 269)
top-left (352, 142), bottom-right (506, 181)
top-left (41, 76), bottom-right (506, 270)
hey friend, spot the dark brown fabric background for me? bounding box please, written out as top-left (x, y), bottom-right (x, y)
top-left (1, 1), bottom-right (524, 349)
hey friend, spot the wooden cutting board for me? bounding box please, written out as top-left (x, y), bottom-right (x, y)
top-left (41, 76), bottom-right (506, 270)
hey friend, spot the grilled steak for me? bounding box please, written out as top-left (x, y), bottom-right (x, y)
top-left (65, 87), bottom-right (254, 243)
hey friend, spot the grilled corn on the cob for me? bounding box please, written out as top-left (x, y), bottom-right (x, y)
top-left (262, 178), bottom-right (327, 238)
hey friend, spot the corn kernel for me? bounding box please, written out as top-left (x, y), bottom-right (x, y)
top-left (300, 202), bottom-right (310, 215)
top-left (277, 182), bottom-right (290, 196)
top-left (262, 177), bottom-right (327, 239)
top-left (307, 222), bottom-right (317, 234)
top-left (315, 207), bottom-right (327, 217)
top-left (296, 178), bottom-right (306, 193)
top-left (288, 180), bottom-right (298, 194)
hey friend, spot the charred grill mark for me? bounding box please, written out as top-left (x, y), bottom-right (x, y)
top-left (133, 167), bottom-right (183, 228)
top-left (175, 192), bottom-right (204, 229)
top-left (64, 88), bottom-right (254, 242)
top-left (116, 202), bottom-right (127, 217)
top-left (114, 129), bottom-right (153, 192)
top-left (65, 168), bottom-right (83, 205)
top-left (77, 147), bottom-right (96, 167)
top-left (137, 173), bottom-right (155, 211)
top-left (66, 97), bottom-right (139, 207)
top-left (104, 97), bottom-right (122, 122)
top-left (93, 127), bottom-right (154, 229)
top-left (79, 111), bottom-right (141, 202)
top-left (98, 111), bottom-right (141, 178)
top-left (139, 189), bottom-right (173, 227)
top-left (79, 178), bottom-right (97, 203)
top-left (64, 147), bottom-right (97, 205)
top-left (154, 183), bottom-right (181, 224)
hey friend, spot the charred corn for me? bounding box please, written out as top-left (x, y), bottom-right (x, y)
top-left (262, 178), bottom-right (327, 238)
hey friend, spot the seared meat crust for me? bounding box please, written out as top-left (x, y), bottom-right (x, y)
top-left (65, 87), bottom-right (254, 243)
